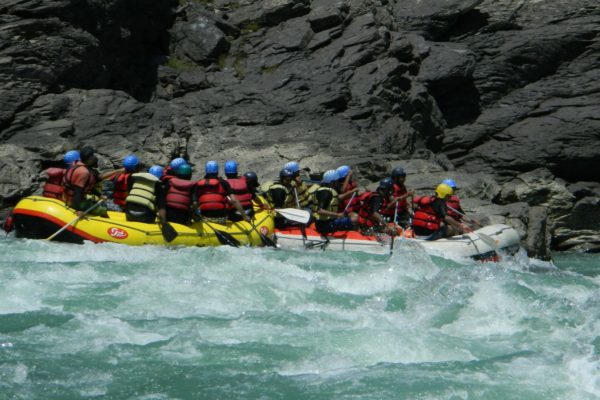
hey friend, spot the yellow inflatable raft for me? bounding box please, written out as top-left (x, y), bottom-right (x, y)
top-left (12, 196), bottom-right (275, 247)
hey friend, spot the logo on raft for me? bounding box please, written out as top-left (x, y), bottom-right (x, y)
top-left (107, 227), bottom-right (128, 239)
top-left (260, 226), bottom-right (269, 236)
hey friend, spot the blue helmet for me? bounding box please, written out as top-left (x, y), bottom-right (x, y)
top-left (322, 170), bottom-right (340, 184)
top-left (279, 168), bottom-right (294, 179)
top-left (205, 160), bottom-right (219, 174)
top-left (224, 160), bottom-right (238, 175)
top-left (442, 179), bottom-right (457, 189)
top-left (283, 161), bottom-right (300, 174)
top-left (336, 165), bottom-right (350, 179)
top-left (148, 165), bottom-right (164, 178)
top-left (123, 154), bottom-right (139, 172)
top-left (63, 150), bottom-right (80, 165)
top-left (378, 177), bottom-right (393, 192)
top-left (170, 157), bottom-right (187, 170)
top-left (391, 166), bottom-right (406, 177)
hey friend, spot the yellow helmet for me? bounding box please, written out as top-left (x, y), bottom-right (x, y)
top-left (435, 183), bottom-right (453, 199)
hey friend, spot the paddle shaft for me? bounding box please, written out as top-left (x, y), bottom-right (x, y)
top-left (390, 202), bottom-right (398, 255)
top-left (293, 188), bottom-right (307, 247)
top-left (47, 200), bottom-right (103, 241)
top-left (343, 191), bottom-right (356, 214)
top-left (249, 220), bottom-right (277, 247)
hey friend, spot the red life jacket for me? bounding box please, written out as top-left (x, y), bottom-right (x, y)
top-left (42, 168), bottom-right (66, 199)
top-left (196, 178), bottom-right (229, 211)
top-left (412, 195), bottom-right (442, 231)
top-left (338, 180), bottom-right (361, 213)
top-left (446, 195), bottom-right (463, 221)
top-left (380, 183), bottom-right (408, 217)
top-left (112, 173), bottom-right (131, 207)
top-left (165, 176), bottom-right (195, 211)
top-left (227, 177), bottom-right (253, 209)
top-left (62, 163), bottom-right (96, 205)
top-left (357, 191), bottom-right (380, 227)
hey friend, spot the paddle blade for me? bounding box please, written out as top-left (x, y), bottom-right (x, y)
top-left (214, 229), bottom-right (240, 247)
top-left (275, 208), bottom-right (310, 224)
top-left (160, 221), bottom-right (178, 243)
top-left (477, 232), bottom-right (499, 251)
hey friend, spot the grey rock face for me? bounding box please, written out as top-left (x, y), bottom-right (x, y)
top-left (1, 0), bottom-right (599, 257)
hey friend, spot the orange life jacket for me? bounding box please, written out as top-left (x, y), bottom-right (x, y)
top-left (446, 195), bottom-right (463, 221)
top-left (227, 177), bottom-right (253, 209)
top-left (196, 178), bottom-right (229, 211)
top-left (165, 176), bottom-right (195, 211)
top-left (42, 168), bottom-right (66, 199)
top-left (112, 173), bottom-right (131, 207)
top-left (412, 195), bottom-right (442, 231)
top-left (62, 163), bottom-right (96, 205)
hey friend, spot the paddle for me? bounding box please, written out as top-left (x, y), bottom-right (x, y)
top-left (47, 200), bottom-right (103, 241)
top-left (274, 208), bottom-right (311, 224)
top-left (390, 202), bottom-right (398, 255)
top-left (293, 188), bottom-right (308, 248)
top-left (202, 218), bottom-right (240, 247)
top-left (249, 220), bottom-right (277, 247)
top-left (158, 219), bottom-right (178, 243)
top-left (447, 205), bottom-right (499, 251)
top-left (343, 191), bottom-right (356, 214)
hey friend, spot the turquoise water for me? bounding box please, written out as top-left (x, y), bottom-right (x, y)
top-left (1, 236), bottom-right (598, 399)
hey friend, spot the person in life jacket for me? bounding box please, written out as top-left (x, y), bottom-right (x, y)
top-left (356, 178), bottom-right (395, 233)
top-left (313, 170), bottom-right (358, 234)
top-left (381, 166), bottom-right (414, 228)
top-left (284, 161), bottom-right (314, 211)
top-left (267, 168), bottom-right (295, 229)
top-left (224, 160), bottom-right (254, 221)
top-left (163, 163), bottom-right (195, 224)
top-left (103, 154), bottom-right (140, 212)
top-left (243, 171), bottom-right (269, 216)
top-left (412, 183), bottom-right (466, 240)
top-left (42, 150), bottom-right (80, 199)
top-left (124, 165), bottom-right (168, 224)
top-left (62, 146), bottom-right (105, 217)
top-left (441, 179), bottom-right (481, 228)
top-left (336, 165), bottom-right (361, 213)
top-left (195, 160), bottom-right (249, 222)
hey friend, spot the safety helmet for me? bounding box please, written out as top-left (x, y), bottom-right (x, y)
top-left (336, 165), bottom-right (350, 179)
top-left (177, 163), bottom-right (192, 178)
top-left (123, 154), bottom-right (139, 172)
top-left (224, 160), bottom-right (238, 175)
top-left (148, 165), bottom-right (164, 179)
top-left (442, 179), bottom-right (457, 189)
top-left (283, 161), bottom-right (300, 174)
top-left (244, 171), bottom-right (259, 185)
top-left (378, 177), bottom-right (393, 192)
top-left (279, 168), bottom-right (294, 179)
top-left (322, 170), bottom-right (340, 184)
top-left (391, 166), bottom-right (406, 177)
top-left (63, 150), bottom-right (80, 164)
top-left (170, 157), bottom-right (187, 170)
top-left (205, 160), bottom-right (219, 174)
top-left (435, 183), bottom-right (453, 199)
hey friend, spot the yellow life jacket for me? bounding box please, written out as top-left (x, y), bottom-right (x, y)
top-left (290, 181), bottom-right (312, 208)
top-left (125, 172), bottom-right (158, 211)
top-left (266, 182), bottom-right (292, 208)
top-left (314, 186), bottom-right (339, 221)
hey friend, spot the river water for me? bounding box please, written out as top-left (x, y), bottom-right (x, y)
top-left (1, 236), bottom-right (598, 399)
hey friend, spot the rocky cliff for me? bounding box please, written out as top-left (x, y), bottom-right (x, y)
top-left (1, 0), bottom-right (599, 258)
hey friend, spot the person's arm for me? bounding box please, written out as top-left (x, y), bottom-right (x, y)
top-left (316, 191), bottom-right (341, 218)
top-left (99, 168), bottom-right (125, 181)
top-left (155, 183), bottom-right (168, 223)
